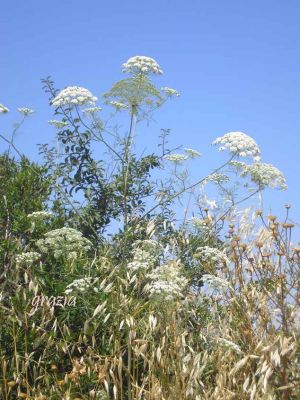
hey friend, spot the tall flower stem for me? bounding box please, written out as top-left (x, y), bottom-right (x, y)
top-left (123, 104), bottom-right (137, 229)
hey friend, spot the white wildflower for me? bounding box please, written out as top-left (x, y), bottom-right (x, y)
top-left (184, 148), bottom-right (201, 158)
top-left (212, 131), bottom-right (261, 161)
top-left (201, 274), bottom-right (231, 292)
top-left (48, 120), bottom-right (69, 129)
top-left (241, 162), bottom-right (287, 190)
top-left (161, 87), bottom-right (180, 97)
top-left (51, 86), bottom-right (97, 107)
top-left (128, 239), bottom-right (161, 272)
top-left (164, 153), bottom-right (188, 163)
top-left (109, 101), bottom-right (128, 110)
top-left (16, 252), bottom-right (41, 266)
top-left (18, 107), bottom-right (34, 116)
top-left (82, 106), bottom-right (102, 114)
top-left (218, 338), bottom-right (242, 354)
top-left (64, 277), bottom-right (99, 294)
top-left (229, 160), bottom-right (247, 170)
top-left (122, 56), bottom-right (163, 75)
top-left (204, 173), bottom-right (229, 184)
top-left (144, 262), bottom-right (187, 301)
top-left (0, 104), bottom-right (9, 114)
top-left (36, 227), bottom-right (92, 260)
top-left (196, 246), bottom-right (230, 267)
top-left (27, 211), bottom-right (52, 221)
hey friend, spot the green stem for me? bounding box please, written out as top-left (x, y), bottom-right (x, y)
top-left (141, 155), bottom-right (235, 219)
top-left (123, 105), bottom-right (137, 229)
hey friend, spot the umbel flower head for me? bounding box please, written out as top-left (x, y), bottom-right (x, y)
top-left (143, 261), bottom-right (188, 301)
top-left (51, 86), bottom-right (97, 107)
top-left (122, 56), bottom-right (163, 75)
top-left (195, 246), bottom-right (230, 267)
top-left (127, 239), bottom-right (161, 272)
top-left (16, 252), bottom-right (41, 266)
top-left (65, 277), bottom-right (99, 294)
top-left (212, 131), bottom-right (261, 161)
top-left (82, 106), bottom-right (102, 115)
top-left (201, 274), bottom-right (231, 292)
top-left (0, 103), bottom-right (9, 113)
top-left (27, 211), bottom-right (52, 221)
top-left (161, 87), bottom-right (180, 97)
top-left (240, 162), bottom-right (287, 190)
top-left (18, 107), bottom-right (34, 116)
top-left (164, 153), bottom-right (188, 163)
top-left (184, 148), bottom-right (201, 158)
top-left (109, 101), bottom-right (129, 110)
top-left (48, 120), bottom-right (69, 129)
top-left (36, 227), bottom-right (92, 260)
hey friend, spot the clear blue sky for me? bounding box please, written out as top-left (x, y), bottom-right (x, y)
top-left (1, 0), bottom-right (300, 222)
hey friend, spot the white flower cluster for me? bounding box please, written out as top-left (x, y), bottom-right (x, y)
top-left (128, 239), bottom-right (160, 272)
top-left (65, 277), bottom-right (99, 294)
top-left (48, 120), bottom-right (69, 129)
top-left (212, 131), bottom-right (261, 161)
top-left (109, 101), bottom-right (129, 110)
top-left (83, 106), bottom-right (102, 115)
top-left (204, 173), bottom-right (229, 184)
top-left (27, 211), bottom-right (52, 221)
top-left (122, 56), bottom-right (163, 75)
top-left (0, 103), bottom-right (9, 113)
top-left (196, 246), bottom-right (230, 267)
top-left (144, 262), bottom-right (187, 301)
top-left (18, 107), bottom-right (34, 116)
top-left (201, 274), bottom-right (231, 292)
top-left (37, 227), bottom-right (92, 260)
top-left (164, 153), bottom-right (188, 163)
top-left (161, 87), bottom-right (180, 97)
top-left (184, 148), bottom-right (201, 158)
top-left (51, 86), bottom-right (97, 107)
top-left (241, 162), bottom-right (287, 190)
top-left (16, 251), bottom-right (41, 266)
top-left (218, 338), bottom-right (242, 354)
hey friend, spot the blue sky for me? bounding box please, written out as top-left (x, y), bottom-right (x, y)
top-left (1, 0), bottom-right (300, 222)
